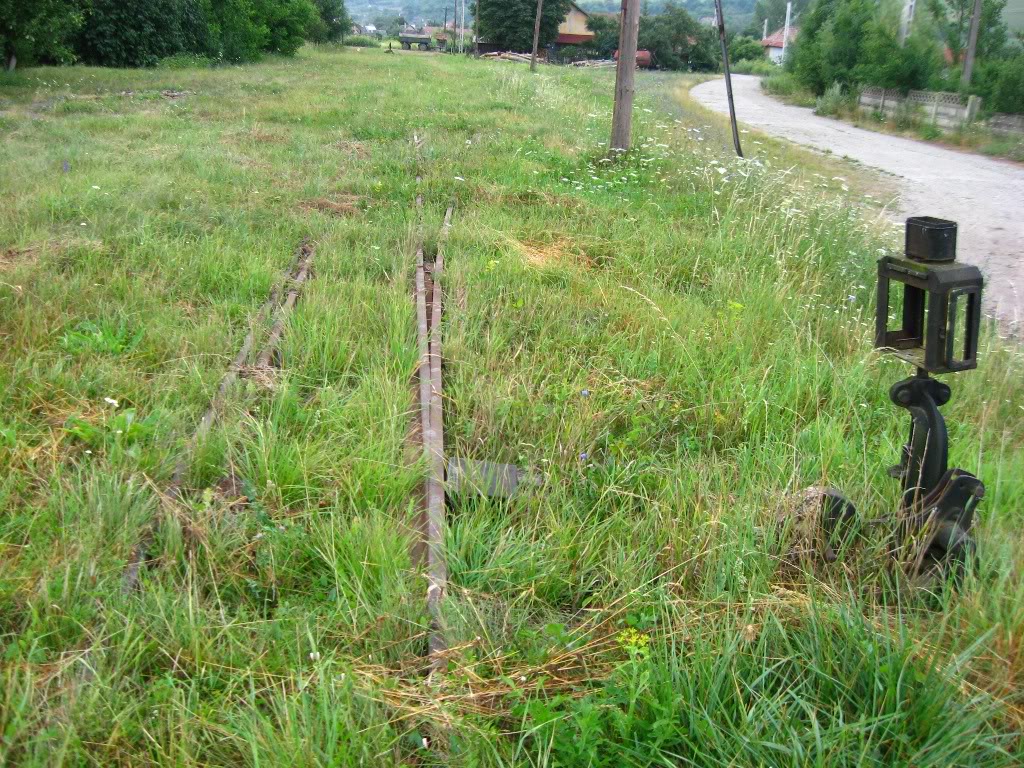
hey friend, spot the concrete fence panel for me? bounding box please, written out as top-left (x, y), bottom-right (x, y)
top-left (858, 88), bottom-right (980, 130)
top-left (989, 113), bottom-right (1024, 137)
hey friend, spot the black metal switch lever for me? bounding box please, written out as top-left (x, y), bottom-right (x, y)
top-left (803, 217), bottom-right (986, 590)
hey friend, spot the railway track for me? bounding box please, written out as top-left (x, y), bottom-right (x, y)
top-left (122, 133), bottom-right (454, 687)
top-left (122, 241), bottom-right (316, 593)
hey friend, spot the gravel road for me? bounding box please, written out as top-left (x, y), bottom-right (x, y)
top-left (691, 75), bottom-right (1024, 329)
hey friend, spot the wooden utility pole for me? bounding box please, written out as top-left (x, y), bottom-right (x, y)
top-left (714, 0), bottom-right (743, 157)
top-left (610, 0), bottom-right (641, 152)
top-left (961, 0), bottom-right (982, 87)
top-left (475, 0), bottom-right (481, 55)
top-left (531, 0), bottom-right (545, 72)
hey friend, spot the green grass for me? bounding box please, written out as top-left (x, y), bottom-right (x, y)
top-left (1, 48), bottom-right (1023, 766)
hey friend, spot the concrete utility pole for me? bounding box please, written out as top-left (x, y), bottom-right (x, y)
top-left (443, 7), bottom-right (449, 52)
top-left (762, 18), bottom-right (768, 40)
top-left (531, 0), bottom-right (545, 72)
top-left (781, 1), bottom-right (792, 62)
top-left (610, 0), bottom-right (642, 152)
top-left (899, 0), bottom-right (916, 45)
top-left (961, 0), bottom-right (982, 87)
top-left (713, 0), bottom-right (743, 157)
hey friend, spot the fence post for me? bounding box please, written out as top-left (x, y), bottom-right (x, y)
top-left (966, 95), bottom-right (981, 123)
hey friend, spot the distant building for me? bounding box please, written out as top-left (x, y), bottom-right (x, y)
top-left (556, 2), bottom-right (595, 46)
top-left (422, 25), bottom-right (450, 46)
top-left (761, 26), bottom-right (798, 63)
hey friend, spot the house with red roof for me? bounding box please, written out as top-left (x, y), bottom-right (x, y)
top-left (762, 26), bottom-right (799, 63)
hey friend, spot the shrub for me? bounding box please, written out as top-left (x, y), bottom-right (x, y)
top-left (731, 58), bottom-right (779, 75)
top-left (814, 81), bottom-right (851, 116)
top-left (158, 52), bottom-right (215, 68)
top-left (892, 100), bottom-right (919, 130)
top-left (991, 54), bottom-right (1024, 115)
top-left (343, 35), bottom-right (379, 48)
top-left (761, 71), bottom-right (817, 107)
top-left (69, 0), bottom-right (328, 67)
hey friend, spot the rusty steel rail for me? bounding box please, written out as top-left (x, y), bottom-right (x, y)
top-left (122, 242), bottom-right (315, 594)
top-left (255, 242), bottom-right (315, 368)
top-left (410, 149), bottom-right (455, 671)
top-left (423, 207), bottom-right (453, 671)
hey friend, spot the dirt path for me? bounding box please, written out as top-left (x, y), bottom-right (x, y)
top-left (691, 75), bottom-right (1024, 329)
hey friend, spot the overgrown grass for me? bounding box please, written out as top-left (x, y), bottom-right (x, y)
top-left (730, 58), bottom-right (780, 76)
top-left (814, 81), bottom-right (859, 117)
top-left (342, 35), bottom-right (381, 48)
top-left (1, 49), bottom-right (1022, 765)
top-left (761, 70), bottom-right (818, 108)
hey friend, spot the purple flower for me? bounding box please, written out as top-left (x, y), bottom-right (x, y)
top-left (580, 389), bottom-right (590, 398)
top-left (579, 452), bottom-right (588, 461)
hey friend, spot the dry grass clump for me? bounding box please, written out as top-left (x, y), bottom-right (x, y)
top-left (515, 236), bottom-right (592, 269)
top-left (300, 195), bottom-right (364, 217)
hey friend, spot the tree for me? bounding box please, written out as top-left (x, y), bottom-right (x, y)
top-left (255, 0), bottom-right (318, 55)
top-left (791, 0), bottom-right (943, 94)
top-left (373, 14), bottom-right (407, 37)
top-left (729, 34), bottom-right (765, 61)
top-left (790, 0), bottom-right (874, 93)
top-left (210, 0), bottom-right (270, 63)
top-left (637, 2), bottom-right (717, 71)
top-left (477, 0), bottom-right (571, 52)
top-left (307, 0), bottom-right (352, 42)
top-left (0, 0), bottom-right (83, 71)
top-left (855, 20), bottom-right (940, 91)
top-left (77, 0), bottom-right (212, 68)
top-left (749, 0), bottom-right (812, 38)
top-left (925, 0), bottom-right (1007, 65)
top-left (582, 13), bottom-right (620, 57)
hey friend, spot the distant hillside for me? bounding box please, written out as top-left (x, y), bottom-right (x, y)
top-left (346, 1), bottom-right (453, 25)
top-left (346, 0), bottom-right (760, 27)
top-left (578, 0), bottom-right (757, 33)
top-left (578, 0), bottom-right (757, 19)
top-left (1007, 0), bottom-right (1024, 31)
